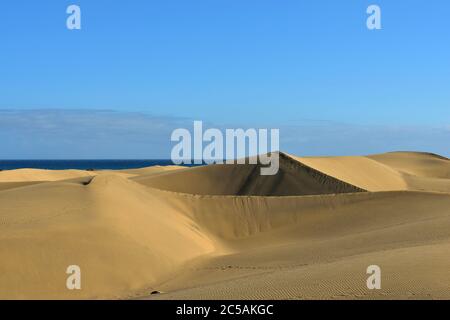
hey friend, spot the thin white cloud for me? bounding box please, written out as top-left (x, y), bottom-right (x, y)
top-left (0, 109), bottom-right (448, 159)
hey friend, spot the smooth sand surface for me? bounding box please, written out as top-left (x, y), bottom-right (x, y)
top-left (0, 151), bottom-right (449, 299)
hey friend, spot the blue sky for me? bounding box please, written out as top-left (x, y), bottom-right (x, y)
top-left (0, 1), bottom-right (449, 158)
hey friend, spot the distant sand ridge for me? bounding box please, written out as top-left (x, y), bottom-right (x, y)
top-left (0, 151), bottom-right (449, 299)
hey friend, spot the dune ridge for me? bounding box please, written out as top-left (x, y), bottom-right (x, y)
top-left (0, 151), bottom-right (449, 299)
top-left (133, 152), bottom-right (365, 196)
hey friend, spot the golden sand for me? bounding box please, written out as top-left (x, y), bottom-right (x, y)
top-left (0, 152), bottom-right (449, 299)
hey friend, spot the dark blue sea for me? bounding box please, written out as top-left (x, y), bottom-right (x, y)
top-left (0, 160), bottom-right (194, 171)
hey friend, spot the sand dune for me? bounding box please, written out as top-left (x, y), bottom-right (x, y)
top-left (0, 181), bottom-right (44, 192)
top-left (0, 151), bottom-right (449, 299)
top-left (0, 168), bottom-right (96, 182)
top-left (133, 152), bottom-right (363, 196)
top-left (368, 152), bottom-right (450, 179)
top-left (147, 190), bottom-right (450, 299)
top-left (0, 165), bottom-right (185, 192)
top-left (292, 155), bottom-right (408, 191)
top-left (0, 174), bottom-right (214, 299)
top-left (0, 166), bottom-right (184, 183)
top-left (116, 165), bottom-right (184, 176)
top-left (294, 152), bottom-right (450, 193)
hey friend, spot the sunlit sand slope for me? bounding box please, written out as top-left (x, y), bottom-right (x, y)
top-left (0, 175), bottom-right (214, 299)
top-left (144, 190), bottom-right (450, 299)
top-left (293, 152), bottom-right (450, 193)
top-left (368, 152), bottom-right (449, 178)
top-left (0, 169), bottom-right (96, 182)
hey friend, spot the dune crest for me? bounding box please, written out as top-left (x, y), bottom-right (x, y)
top-left (133, 152), bottom-right (364, 196)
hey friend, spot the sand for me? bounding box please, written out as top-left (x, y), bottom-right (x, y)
top-left (0, 151), bottom-right (449, 299)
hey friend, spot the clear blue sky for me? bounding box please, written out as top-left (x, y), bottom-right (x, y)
top-left (0, 1), bottom-right (449, 158)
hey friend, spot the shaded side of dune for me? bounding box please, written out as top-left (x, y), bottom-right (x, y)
top-left (133, 152), bottom-right (365, 196)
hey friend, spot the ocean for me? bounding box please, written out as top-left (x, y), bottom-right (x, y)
top-left (0, 160), bottom-right (192, 171)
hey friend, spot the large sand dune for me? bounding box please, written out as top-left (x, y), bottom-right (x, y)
top-left (0, 151), bottom-right (449, 299)
top-left (294, 152), bottom-right (450, 193)
top-left (133, 152), bottom-right (364, 196)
